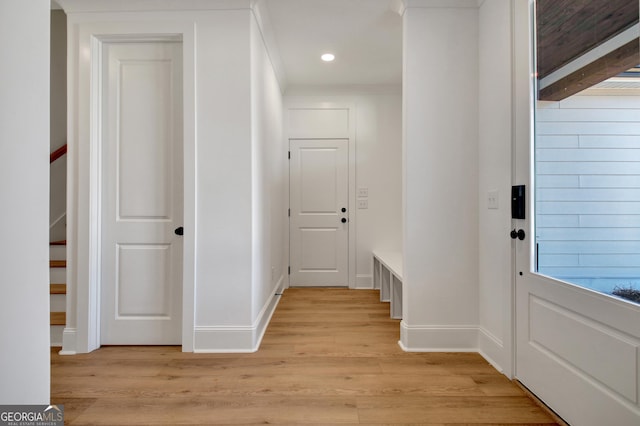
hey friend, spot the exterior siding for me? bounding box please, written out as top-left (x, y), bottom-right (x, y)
top-left (535, 92), bottom-right (640, 294)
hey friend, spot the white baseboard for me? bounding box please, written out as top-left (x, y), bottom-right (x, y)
top-left (59, 327), bottom-right (77, 355)
top-left (356, 274), bottom-right (373, 289)
top-left (399, 321), bottom-right (479, 352)
top-left (275, 274), bottom-right (286, 294)
top-left (254, 275), bottom-right (284, 346)
top-left (478, 326), bottom-right (505, 374)
top-left (194, 277), bottom-right (283, 353)
top-left (194, 326), bottom-right (257, 353)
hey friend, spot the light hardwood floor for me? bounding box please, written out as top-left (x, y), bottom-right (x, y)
top-left (51, 288), bottom-right (558, 425)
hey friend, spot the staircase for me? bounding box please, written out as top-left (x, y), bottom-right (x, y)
top-left (50, 142), bottom-right (67, 347)
top-left (50, 240), bottom-right (66, 346)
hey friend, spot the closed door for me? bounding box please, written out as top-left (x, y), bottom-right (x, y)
top-left (290, 139), bottom-right (349, 286)
top-left (513, 3), bottom-right (640, 425)
top-left (101, 41), bottom-right (183, 345)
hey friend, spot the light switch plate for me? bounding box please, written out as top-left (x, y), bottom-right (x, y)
top-left (358, 187), bottom-right (369, 198)
top-left (358, 199), bottom-right (369, 209)
top-left (488, 190), bottom-right (499, 209)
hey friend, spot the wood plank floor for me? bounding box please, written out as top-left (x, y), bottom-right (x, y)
top-left (51, 288), bottom-right (558, 425)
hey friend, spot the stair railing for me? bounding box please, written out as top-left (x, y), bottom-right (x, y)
top-left (50, 143), bottom-right (67, 164)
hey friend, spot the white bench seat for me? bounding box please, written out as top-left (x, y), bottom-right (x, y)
top-left (372, 251), bottom-right (403, 319)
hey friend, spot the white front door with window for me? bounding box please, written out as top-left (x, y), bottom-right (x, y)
top-left (512, 3), bottom-right (640, 425)
top-left (101, 41), bottom-right (184, 345)
top-left (289, 139), bottom-right (349, 286)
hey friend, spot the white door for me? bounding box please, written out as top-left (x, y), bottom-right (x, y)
top-left (289, 139), bottom-right (349, 286)
top-left (101, 41), bottom-right (183, 345)
top-left (513, 3), bottom-right (640, 425)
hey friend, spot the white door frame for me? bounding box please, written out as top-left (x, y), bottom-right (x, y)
top-left (505, 0), bottom-right (534, 380)
top-left (284, 101), bottom-right (357, 289)
top-left (62, 20), bottom-right (196, 354)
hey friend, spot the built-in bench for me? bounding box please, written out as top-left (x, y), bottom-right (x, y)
top-left (372, 251), bottom-right (403, 319)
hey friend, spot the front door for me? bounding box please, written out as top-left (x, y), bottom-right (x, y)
top-left (289, 139), bottom-right (349, 286)
top-left (101, 41), bottom-right (183, 345)
top-left (513, 3), bottom-right (640, 425)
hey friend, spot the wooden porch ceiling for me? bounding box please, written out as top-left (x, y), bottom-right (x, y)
top-left (536, 0), bottom-right (639, 101)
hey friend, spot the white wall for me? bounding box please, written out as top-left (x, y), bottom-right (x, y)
top-left (401, 2), bottom-right (480, 351)
top-left (284, 87), bottom-right (403, 287)
top-left (193, 10), bottom-right (254, 347)
top-left (477, 0), bottom-right (513, 373)
top-left (0, 0), bottom-right (50, 404)
top-left (50, 10), bottom-right (67, 241)
top-left (61, 2), bottom-right (285, 353)
top-left (250, 12), bottom-right (286, 331)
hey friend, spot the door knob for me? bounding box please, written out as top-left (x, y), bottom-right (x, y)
top-left (341, 218), bottom-right (347, 223)
top-left (341, 207), bottom-right (347, 213)
top-left (174, 226), bottom-right (184, 236)
top-left (510, 229), bottom-right (525, 240)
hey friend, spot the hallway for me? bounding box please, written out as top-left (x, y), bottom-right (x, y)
top-left (51, 288), bottom-right (557, 424)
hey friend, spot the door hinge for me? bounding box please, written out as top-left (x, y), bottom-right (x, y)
top-left (288, 266), bottom-right (291, 275)
top-left (288, 151), bottom-right (290, 159)
top-left (288, 208), bottom-right (290, 217)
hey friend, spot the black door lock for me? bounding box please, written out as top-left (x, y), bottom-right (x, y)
top-left (510, 229), bottom-right (525, 240)
top-left (175, 226), bottom-right (184, 236)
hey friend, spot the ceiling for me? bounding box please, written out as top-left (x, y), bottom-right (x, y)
top-left (55, 1), bottom-right (639, 94)
top-left (536, 0), bottom-right (639, 100)
top-left (536, 0), bottom-right (638, 79)
top-left (52, 0), bottom-right (403, 89)
top-left (263, 0), bottom-right (402, 88)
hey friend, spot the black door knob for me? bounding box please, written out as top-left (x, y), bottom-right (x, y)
top-left (341, 218), bottom-right (347, 223)
top-left (175, 226), bottom-right (184, 236)
top-left (510, 229), bottom-right (525, 240)
top-left (341, 207), bottom-right (347, 213)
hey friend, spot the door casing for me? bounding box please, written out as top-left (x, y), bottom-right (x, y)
top-left (62, 22), bottom-right (197, 354)
top-left (284, 101), bottom-right (357, 289)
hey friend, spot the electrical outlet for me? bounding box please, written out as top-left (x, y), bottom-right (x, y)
top-left (358, 187), bottom-right (369, 198)
top-left (487, 190), bottom-right (499, 209)
top-left (358, 199), bottom-right (369, 209)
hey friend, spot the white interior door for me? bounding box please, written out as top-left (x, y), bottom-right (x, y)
top-left (513, 3), bottom-right (640, 425)
top-left (290, 139), bottom-right (349, 286)
top-left (101, 41), bottom-right (183, 345)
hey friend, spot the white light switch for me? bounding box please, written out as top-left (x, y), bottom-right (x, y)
top-left (358, 199), bottom-right (369, 209)
top-left (358, 187), bottom-right (369, 198)
top-left (487, 190), bottom-right (499, 209)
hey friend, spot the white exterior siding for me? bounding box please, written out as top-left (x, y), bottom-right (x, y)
top-left (535, 92), bottom-right (640, 294)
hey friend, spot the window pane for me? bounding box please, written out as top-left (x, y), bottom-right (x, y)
top-left (535, 80), bottom-right (640, 306)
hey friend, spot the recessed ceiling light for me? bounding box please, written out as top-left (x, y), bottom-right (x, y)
top-left (321, 53), bottom-right (335, 62)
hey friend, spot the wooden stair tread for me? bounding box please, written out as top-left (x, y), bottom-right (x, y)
top-left (50, 312), bottom-right (66, 326)
top-left (50, 260), bottom-right (66, 268)
top-left (50, 284), bottom-right (67, 294)
top-left (50, 240), bottom-right (67, 246)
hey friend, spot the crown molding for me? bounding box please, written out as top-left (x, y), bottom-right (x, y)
top-left (57, 0), bottom-right (252, 13)
top-left (392, 0), bottom-right (479, 13)
top-left (389, 0), bottom-right (406, 16)
top-left (250, 0), bottom-right (288, 93)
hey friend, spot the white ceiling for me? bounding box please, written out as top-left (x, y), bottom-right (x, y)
top-left (263, 0), bottom-right (403, 88)
top-left (52, 0), bottom-right (403, 89)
